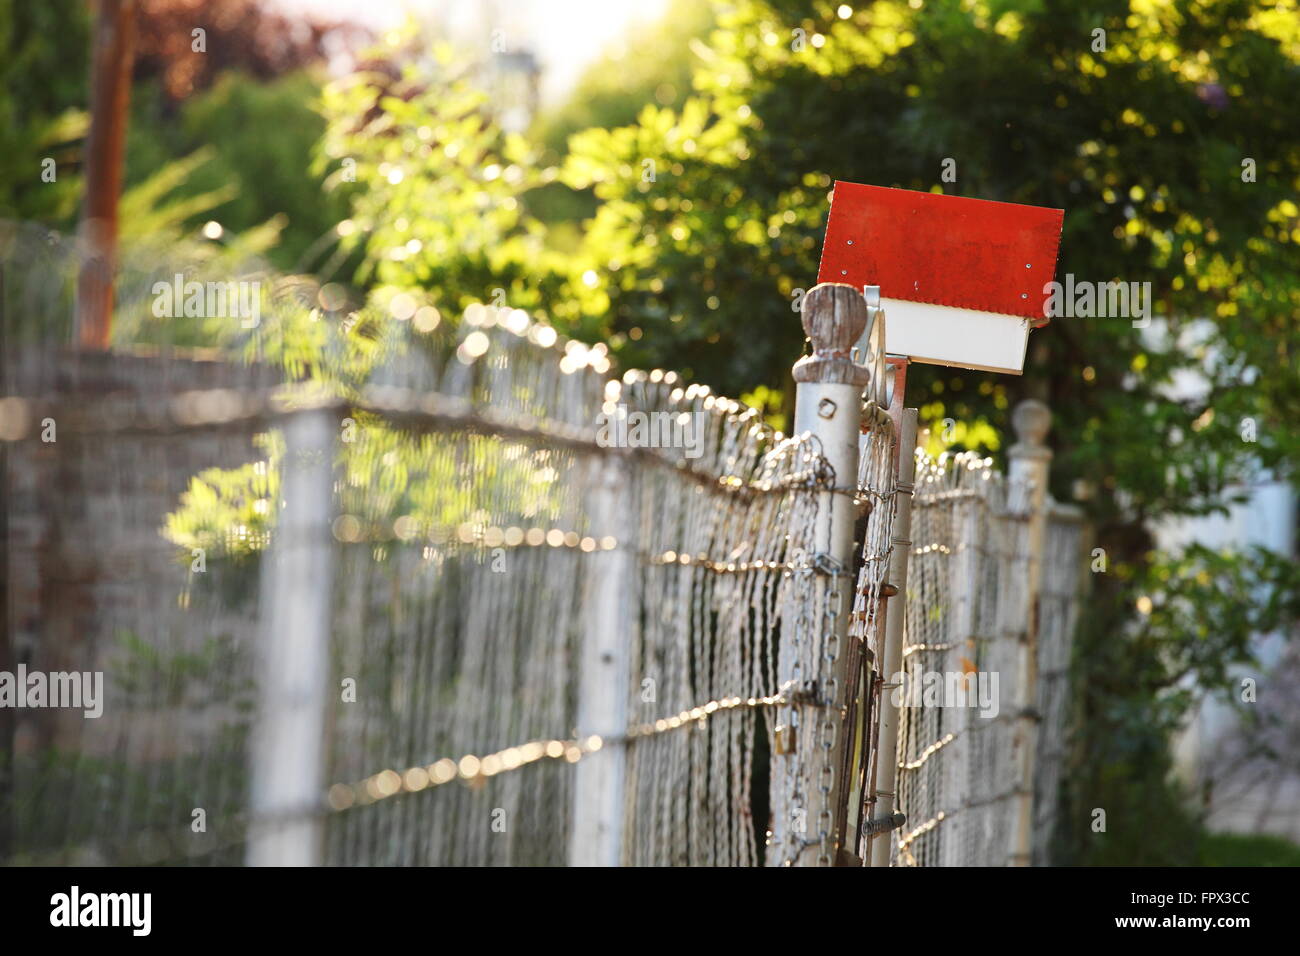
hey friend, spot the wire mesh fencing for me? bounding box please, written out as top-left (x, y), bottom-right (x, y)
top-left (306, 319), bottom-right (852, 866)
top-left (1, 221), bottom-right (1081, 866)
top-left (1032, 504), bottom-right (1087, 865)
top-left (1, 237), bottom-right (901, 865)
top-left (889, 449), bottom-right (1087, 866)
top-left (1, 349), bottom-right (274, 864)
top-left (0, 219), bottom-right (329, 864)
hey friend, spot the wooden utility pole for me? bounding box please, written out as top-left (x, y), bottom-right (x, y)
top-left (76, 0), bottom-right (138, 350)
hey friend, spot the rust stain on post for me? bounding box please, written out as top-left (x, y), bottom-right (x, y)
top-left (77, 0), bottom-right (139, 350)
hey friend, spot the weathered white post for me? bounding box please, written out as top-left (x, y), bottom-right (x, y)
top-left (248, 407), bottom-right (337, 866)
top-left (867, 407), bottom-right (918, 867)
top-left (773, 283), bottom-right (870, 866)
top-left (939, 486), bottom-right (981, 867)
top-left (568, 454), bottom-right (633, 866)
top-left (1006, 398), bottom-right (1052, 866)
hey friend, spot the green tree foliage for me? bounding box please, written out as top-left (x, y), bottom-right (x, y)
top-left (315, 34), bottom-right (581, 323)
top-left (120, 0), bottom-right (359, 269)
top-left (534, 0), bottom-right (716, 156)
top-left (314, 2), bottom-right (1299, 863)
top-left (0, 0), bottom-right (90, 222)
top-left (125, 71), bottom-right (349, 271)
top-left (527, 0), bottom-right (717, 235)
top-left (1198, 830), bottom-right (1300, 866)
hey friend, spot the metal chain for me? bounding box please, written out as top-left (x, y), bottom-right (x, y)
top-left (815, 576), bottom-right (842, 866)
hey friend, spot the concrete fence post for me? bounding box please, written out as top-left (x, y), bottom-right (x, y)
top-left (568, 454), bottom-right (634, 866)
top-left (248, 407), bottom-right (336, 866)
top-left (1006, 398), bottom-right (1052, 866)
top-left (774, 283), bottom-right (871, 866)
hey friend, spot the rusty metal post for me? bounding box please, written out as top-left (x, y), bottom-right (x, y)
top-left (867, 405), bottom-right (918, 867)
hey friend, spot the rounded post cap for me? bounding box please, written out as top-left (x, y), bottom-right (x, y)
top-left (793, 283), bottom-right (871, 386)
top-left (1011, 398), bottom-right (1051, 447)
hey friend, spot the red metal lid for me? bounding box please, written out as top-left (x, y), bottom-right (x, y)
top-left (817, 182), bottom-right (1064, 327)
